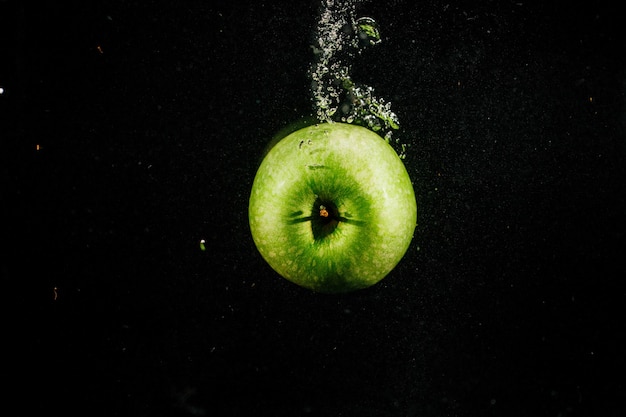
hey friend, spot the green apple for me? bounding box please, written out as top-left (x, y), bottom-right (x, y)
top-left (249, 122), bottom-right (417, 293)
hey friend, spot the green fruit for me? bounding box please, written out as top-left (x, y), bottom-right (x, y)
top-left (249, 123), bottom-right (417, 293)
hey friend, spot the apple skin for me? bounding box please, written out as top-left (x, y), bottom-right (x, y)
top-left (249, 123), bottom-right (417, 293)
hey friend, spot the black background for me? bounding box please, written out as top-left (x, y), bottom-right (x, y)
top-left (3, 0), bottom-right (625, 416)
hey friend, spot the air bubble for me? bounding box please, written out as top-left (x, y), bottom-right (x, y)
top-left (355, 17), bottom-right (381, 46)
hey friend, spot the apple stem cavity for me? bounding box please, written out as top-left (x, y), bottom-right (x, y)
top-left (285, 196), bottom-right (363, 241)
top-left (311, 198), bottom-right (340, 240)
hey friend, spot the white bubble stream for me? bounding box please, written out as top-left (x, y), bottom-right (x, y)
top-left (309, 0), bottom-right (406, 158)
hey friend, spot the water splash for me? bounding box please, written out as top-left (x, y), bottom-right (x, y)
top-left (310, 0), bottom-right (405, 158)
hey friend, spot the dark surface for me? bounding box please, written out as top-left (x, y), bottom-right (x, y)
top-left (3, 0), bottom-right (625, 416)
